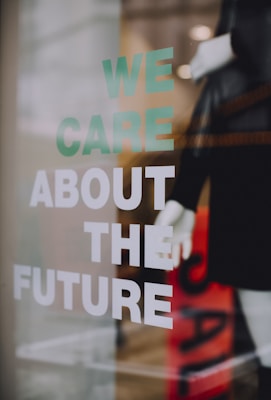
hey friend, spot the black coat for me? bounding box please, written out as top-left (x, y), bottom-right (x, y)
top-left (170, 1), bottom-right (271, 290)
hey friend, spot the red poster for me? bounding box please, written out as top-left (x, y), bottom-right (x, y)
top-left (167, 208), bottom-right (233, 400)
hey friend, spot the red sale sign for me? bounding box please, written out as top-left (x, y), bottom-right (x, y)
top-left (167, 208), bottom-right (234, 400)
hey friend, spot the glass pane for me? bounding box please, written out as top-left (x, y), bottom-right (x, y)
top-left (11, 1), bottom-right (268, 399)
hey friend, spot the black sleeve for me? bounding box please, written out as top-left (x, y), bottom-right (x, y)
top-left (169, 82), bottom-right (214, 211)
top-left (170, 149), bottom-right (209, 211)
top-left (231, 1), bottom-right (271, 81)
top-left (215, 0), bottom-right (237, 36)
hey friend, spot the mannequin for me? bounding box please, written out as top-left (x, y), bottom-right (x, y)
top-left (155, 0), bottom-right (271, 398)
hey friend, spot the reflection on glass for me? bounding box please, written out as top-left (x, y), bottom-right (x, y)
top-left (16, 1), bottom-right (120, 399)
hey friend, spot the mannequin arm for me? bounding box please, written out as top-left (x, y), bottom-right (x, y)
top-left (154, 200), bottom-right (195, 267)
top-left (190, 33), bottom-right (235, 82)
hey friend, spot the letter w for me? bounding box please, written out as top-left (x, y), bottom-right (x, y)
top-left (102, 53), bottom-right (143, 98)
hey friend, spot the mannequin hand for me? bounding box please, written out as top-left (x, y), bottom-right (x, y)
top-left (154, 200), bottom-right (195, 267)
top-left (190, 33), bottom-right (235, 82)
